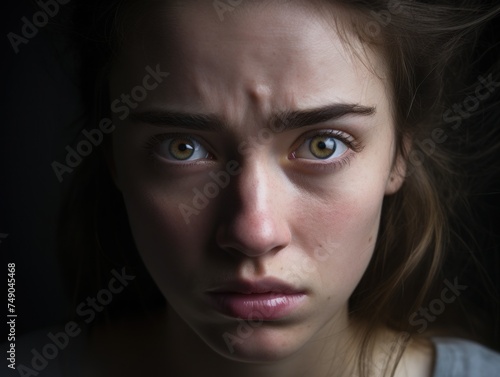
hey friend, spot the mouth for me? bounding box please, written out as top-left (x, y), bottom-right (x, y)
top-left (205, 277), bottom-right (307, 320)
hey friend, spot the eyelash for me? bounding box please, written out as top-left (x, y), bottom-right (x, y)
top-left (143, 133), bottom-right (215, 166)
top-left (289, 130), bottom-right (363, 171)
top-left (143, 130), bottom-right (363, 169)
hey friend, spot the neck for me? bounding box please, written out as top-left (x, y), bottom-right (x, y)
top-left (86, 307), bottom-right (422, 377)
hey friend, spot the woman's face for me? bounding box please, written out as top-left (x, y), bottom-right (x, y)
top-left (110, 0), bottom-right (405, 362)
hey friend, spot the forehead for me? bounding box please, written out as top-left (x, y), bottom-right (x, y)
top-left (110, 0), bottom-right (390, 124)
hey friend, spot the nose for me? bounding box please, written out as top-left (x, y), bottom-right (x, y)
top-left (216, 159), bottom-right (291, 258)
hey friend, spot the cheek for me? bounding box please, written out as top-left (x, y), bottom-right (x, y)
top-left (112, 130), bottom-right (232, 299)
top-left (300, 185), bottom-right (384, 299)
top-left (120, 183), bottom-right (210, 293)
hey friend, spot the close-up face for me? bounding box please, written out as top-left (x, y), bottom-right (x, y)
top-left (109, 0), bottom-right (405, 363)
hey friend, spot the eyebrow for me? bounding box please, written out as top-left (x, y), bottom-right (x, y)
top-left (128, 103), bottom-right (376, 132)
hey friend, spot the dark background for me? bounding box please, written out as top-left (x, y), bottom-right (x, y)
top-left (1, 0), bottom-right (83, 335)
top-left (0, 0), bottom-right (499, 350)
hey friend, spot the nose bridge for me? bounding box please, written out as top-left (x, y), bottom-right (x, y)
top-left (216, 155), bottom-right (291, 257)
top-left (230, 157), bottom-right (279, 237)
top-left (237, 156), bottom-right (272, 213)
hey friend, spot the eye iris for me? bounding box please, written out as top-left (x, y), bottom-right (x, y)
top-left (169, 138), bottom-right (195, 160)
top-left (309, 136), bottom-right (336, 159)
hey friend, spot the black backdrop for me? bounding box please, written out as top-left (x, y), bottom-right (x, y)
top-left (0, 0), bottom-right (499, 351)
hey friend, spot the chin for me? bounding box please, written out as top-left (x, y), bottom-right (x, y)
top-left (196, 322), bottom-right (309, 363)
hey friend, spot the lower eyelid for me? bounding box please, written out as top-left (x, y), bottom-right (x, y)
top-left (144, 131), bottom-right (359, 169)
top-left (145, 134), bottom-right (215, 162)
top-left (288, 149), bottom-right (356, 172)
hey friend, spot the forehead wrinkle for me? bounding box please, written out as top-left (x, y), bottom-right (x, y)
top-left (245, 82), bottom-right (274, 122)
top-left (117, 1), bottom-right (389, 132)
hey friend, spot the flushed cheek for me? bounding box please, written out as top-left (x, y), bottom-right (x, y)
top-left (306, 193), bottom-right (382, 294)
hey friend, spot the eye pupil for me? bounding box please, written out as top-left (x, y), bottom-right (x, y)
top-left (169, 138), bottom-right (195, 160)
top-left (309, 136), bottom-right (336, 159)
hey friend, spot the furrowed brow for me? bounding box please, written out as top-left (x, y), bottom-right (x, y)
top-left (128, 111), bottom-right (227, 132)
top-left (129, 103), bottom-right (375, 132)
top-left (270, 103), bottom-right (376, 131)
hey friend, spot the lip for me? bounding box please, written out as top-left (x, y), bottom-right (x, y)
top-left (206, 278), bottom-right (307, 320)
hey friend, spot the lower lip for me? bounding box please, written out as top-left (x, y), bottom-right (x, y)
top-left (207, 292), bottom-right (307, 320)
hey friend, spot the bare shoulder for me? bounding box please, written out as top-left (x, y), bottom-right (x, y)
top-left (363, 328), bottom-right (434, 377)
top-left (394, 337), bottom-right (435, 377)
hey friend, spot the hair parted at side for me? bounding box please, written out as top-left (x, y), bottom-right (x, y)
top-left (56, 1), bottom-right (500, 376)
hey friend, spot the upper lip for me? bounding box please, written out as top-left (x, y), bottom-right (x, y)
top-left (206, 277), bottom-right (304, 295)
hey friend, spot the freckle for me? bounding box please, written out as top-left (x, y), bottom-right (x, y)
top-left (369, 236), bottom-right (373, 243)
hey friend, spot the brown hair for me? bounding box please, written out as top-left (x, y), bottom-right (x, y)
top-left (58, 1), bottom-right (500, 376)
top-left (313, 1), bottom-right (500, 374)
